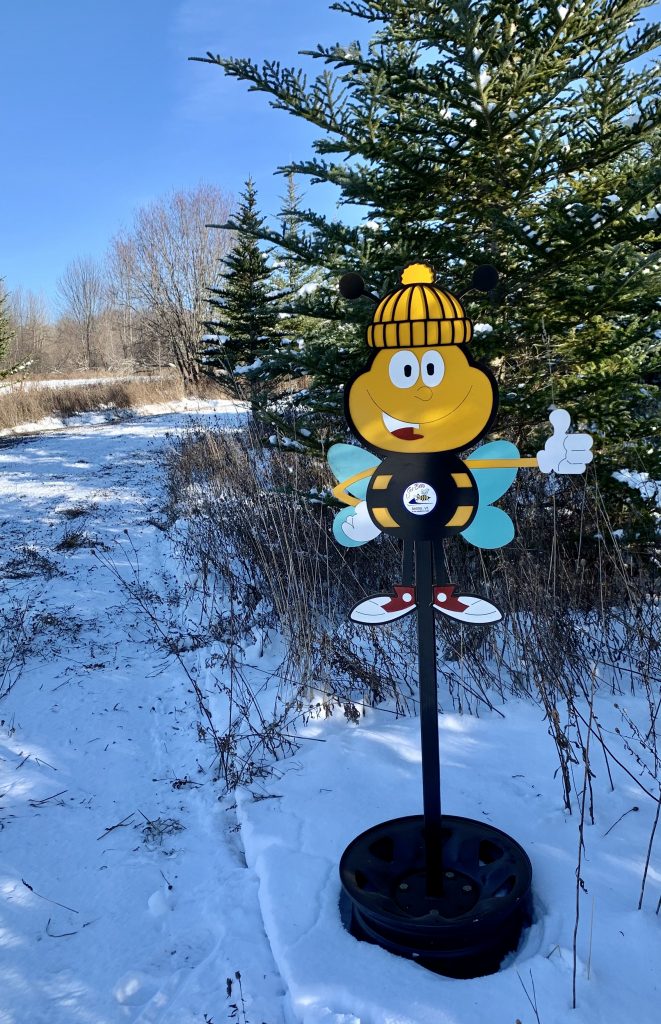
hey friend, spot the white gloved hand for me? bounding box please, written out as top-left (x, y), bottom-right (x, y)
top-left (537, 409), bottom-right (593, 475)
top-left (341, 500), bottom-right (381, 542)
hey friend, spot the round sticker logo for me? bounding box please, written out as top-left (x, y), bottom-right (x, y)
top-left (403, 482), bottom-right (437, 516)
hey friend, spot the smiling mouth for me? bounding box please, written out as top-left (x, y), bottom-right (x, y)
top-left (382, 411), bottom-right (423, 441)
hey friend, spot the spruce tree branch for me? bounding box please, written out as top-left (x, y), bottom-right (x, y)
top-left (329, 0), bottom-right (385, 21)
top-left (190, 54), bottom-right (352, 137)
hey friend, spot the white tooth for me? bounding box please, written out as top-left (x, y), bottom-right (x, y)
top-left (383, 411), bottom-right (419, 432)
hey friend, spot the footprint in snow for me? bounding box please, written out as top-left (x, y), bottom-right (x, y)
top-left (113, 970), bottom-right (162, 1006)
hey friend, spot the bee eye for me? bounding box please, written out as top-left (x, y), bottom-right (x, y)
top-left (421, 351), bottom-right (445, 387)
top-left (389, 351), bottom-right (419, 388)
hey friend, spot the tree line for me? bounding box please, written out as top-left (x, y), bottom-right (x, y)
top-left (1, 185), bottom-right (233, 382)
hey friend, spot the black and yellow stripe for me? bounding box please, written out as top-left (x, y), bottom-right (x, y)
top-left (367, 282), bottom-right (472, 348)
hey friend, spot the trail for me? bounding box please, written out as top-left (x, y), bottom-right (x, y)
top-left (0, 402), bottom-right (290, 1024)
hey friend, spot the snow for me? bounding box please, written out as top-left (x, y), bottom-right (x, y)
top-left (473, 323), bottom-right (493, 334)
top-left (238, 696), bottom-right (660, 1024)
top-left (636, 203), bottom-right (661, 223)
top-left (235, 357), bottom-right (264, 374)
top-left (268, 434), bottom-right (304, 450)
top-left (0, 374), bottom-right (169, 395)
top-left (0, 398), bottom-right (233, 439)
top-left (612, 468), bottom-right (661, 509)
top-left (296, 282), bottom-right (320, 297)
top-left (0, 400), bottom-right (659, 1023)
top-left (0, 400), bottom-right (291, 1024)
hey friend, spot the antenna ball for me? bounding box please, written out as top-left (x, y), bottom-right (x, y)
top-left (339, 272), bottom-right (366, 300)
top-left (472, 265), bottom-right (500, 292)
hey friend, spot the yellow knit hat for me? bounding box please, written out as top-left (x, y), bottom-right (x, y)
top-left (367, 262), bottom-right (473, 348)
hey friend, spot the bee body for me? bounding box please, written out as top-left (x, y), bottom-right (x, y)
top-left (366, 454), bottom-right (478, 541)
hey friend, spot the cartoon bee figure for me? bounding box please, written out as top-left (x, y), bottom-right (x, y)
top-left (329, 262), bottom-right (593, 625)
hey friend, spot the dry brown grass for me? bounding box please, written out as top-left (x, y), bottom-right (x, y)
top-left (0, 374), bottom-right (187, 432)
top-left (159, 424), bottom-right (660, 796)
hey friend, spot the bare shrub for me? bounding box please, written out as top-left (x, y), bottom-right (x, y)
top-left (161, 425), bottom-right (659, 819)
top-left (0, 595), bottom-right (40, 700)
top-left (154, 426), bottom-right (422, 788)
top-left (3, 545), bottom-right (60, 580)
top-left (163, 426), bottom-right (411, 691)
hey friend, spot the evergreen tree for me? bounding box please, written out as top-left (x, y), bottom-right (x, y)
top-left (195, 0), bottom-right (661, 520)
top-left (257, 174), bottom-right (359, 448)
top-left (200, 179), bottom-right (281, 413)
top-left (273, 174), bottom-right (317, 309)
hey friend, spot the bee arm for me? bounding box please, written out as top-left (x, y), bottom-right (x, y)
top-left (332, 468), bottom-right (375, 506)
top-left (465, 457), bottom-right (538, 470)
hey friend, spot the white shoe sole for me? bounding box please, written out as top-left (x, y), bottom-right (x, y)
top-left (434, 595), bottom-right (502, 625)
top-left (350, 597), bottom-right (417, 625)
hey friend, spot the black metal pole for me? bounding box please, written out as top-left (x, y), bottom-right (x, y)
top-left (414, 539), bottom-right (442, 897)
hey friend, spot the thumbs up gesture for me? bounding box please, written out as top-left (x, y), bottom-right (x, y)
top-left (537, 409), bottom-right (593, 475)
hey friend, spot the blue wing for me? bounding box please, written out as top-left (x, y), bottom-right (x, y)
top-left (327, 443), bottom-right (380, 502)
top-left (463, 440), bottom-right (519, 550)
top-left (328, 444), bottom-right (380, 548)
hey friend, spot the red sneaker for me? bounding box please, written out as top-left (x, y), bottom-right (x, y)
top-left (433, 585), bottom-right (502, 625)
top-left (350, 586), bottom-right (416, 625)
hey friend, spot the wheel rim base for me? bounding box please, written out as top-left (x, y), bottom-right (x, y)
top-left (339, 815), bottom-right (533, 978)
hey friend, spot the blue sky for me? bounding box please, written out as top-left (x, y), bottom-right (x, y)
top-left (0, 0), bottom-right (363, 312)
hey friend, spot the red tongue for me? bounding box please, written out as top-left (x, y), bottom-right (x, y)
top-left (392, 426), bottom-right (423, 440)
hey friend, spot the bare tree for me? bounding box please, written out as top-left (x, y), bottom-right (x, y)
top-left (7, 287), bottom-right (51, 369)
top-left (106, 236), bottom-right (139, 366)
top-left (56, 256), bottom-right (105, 368)
top-left (0, 279), bottom-right (13, 362)
top-left (108, 185), bottom-right (233, 384)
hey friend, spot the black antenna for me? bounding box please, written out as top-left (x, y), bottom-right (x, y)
top-left (339, 273), bottom-right (379, 304)
top-left (472, 265), bottom-right (499, 291)
top-left (459, 264), bottom-right (500, 298)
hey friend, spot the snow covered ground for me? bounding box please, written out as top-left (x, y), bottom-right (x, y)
top-left (0, 393), bottom-right (189, 440)
top-left (0, 374), bottom-right (169, 395)
top-left (0, 401), bottom-right (659, 1023)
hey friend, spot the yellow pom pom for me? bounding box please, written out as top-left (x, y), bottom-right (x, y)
top-left (400, 262), bottom-right (435, 286)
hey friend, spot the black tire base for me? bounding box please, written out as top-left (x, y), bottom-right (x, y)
top-left (339, 815), bottom-right (533, 978)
